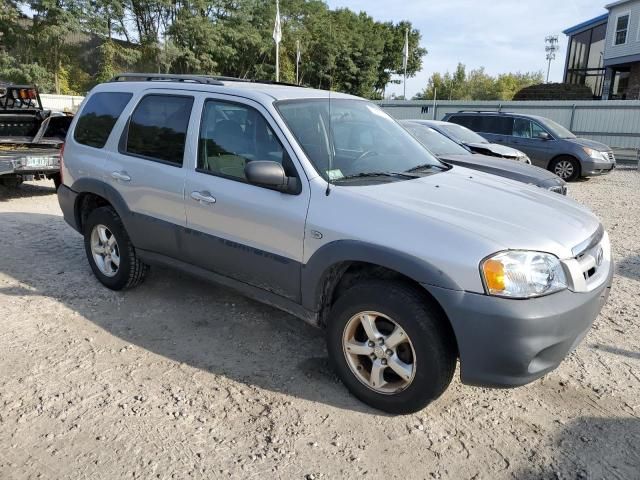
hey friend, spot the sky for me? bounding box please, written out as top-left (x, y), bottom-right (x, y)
top-left (325, 0), bottom-right (608, 98)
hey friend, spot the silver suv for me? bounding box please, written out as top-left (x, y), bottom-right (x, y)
top-left (58, 74), bottom-right (613, 414)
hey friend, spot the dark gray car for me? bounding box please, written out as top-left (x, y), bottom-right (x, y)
top-left (420, 119), bottom-right (532, 163)
top-left (401, 120), bottom-right (567, 195)
top-left (443, 111), bottom-right (616, 181)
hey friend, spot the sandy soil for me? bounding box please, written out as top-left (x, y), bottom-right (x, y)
top-left (1, 169), bottom-right (639, 480)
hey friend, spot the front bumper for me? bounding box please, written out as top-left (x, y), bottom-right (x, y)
top-left (426, 262), bottom-right (613, 387)
top-left (582, 158), bottom-right (615, 176)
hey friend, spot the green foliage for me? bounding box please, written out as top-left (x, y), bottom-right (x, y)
top-left (0, 51), bottom-right (54, 90)
top-left (513, 83), bottom-right (594, 100)
top-left (416, 63), bottom-right (544, 101)
top-left (0, 0), bottom-right (426, 98)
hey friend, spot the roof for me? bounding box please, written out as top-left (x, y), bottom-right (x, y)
top-left (605, 0), bottom-right (637, 9)
top-left (563, 13), bottom-right (609, 36)
top-left (101, 74), bottom-right (361, 103)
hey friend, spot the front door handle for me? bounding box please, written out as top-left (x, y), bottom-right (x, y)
top-left (191, 191), bottom-right (216, 204)
top-left (111, 171), bottom-right (131, 182)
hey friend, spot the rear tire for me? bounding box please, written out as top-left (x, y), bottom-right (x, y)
top-left (550, 156), bottom-right (580, 182)
top-left (326, 280), bottom-right (456, 414)
top-left (83, 206), bottom-right (148, 290)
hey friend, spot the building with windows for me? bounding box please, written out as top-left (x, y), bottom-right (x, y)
top-left (563, 0), bottom-right (640, 99)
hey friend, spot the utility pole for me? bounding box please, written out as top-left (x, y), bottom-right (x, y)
top-left (545, 35), bottom-right (559, 83)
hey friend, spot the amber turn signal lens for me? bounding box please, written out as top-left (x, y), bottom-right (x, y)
top-left (482, 259), bottom-right (505, 292)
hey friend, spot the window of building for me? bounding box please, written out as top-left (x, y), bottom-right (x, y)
top-left (74, 92), bottom-right (132, 148)
top-left (565, 21), bottom-right (607, 98)
top-left (614, 13), bottom-right (630, 45)
top-left (198, 100), bottom-right (292, 183)
top-left (123, 95), bottom-right (193, 166)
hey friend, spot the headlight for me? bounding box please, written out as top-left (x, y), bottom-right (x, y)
top-left (480, 251), bottom-right (567, 298)
top-left (583, 147), bottom-right (608, 161)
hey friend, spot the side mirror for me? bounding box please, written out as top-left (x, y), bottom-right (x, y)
top-left (538, 132), bottom-right (551, 140)
top-left (245, 161), bottom-right (299, 194)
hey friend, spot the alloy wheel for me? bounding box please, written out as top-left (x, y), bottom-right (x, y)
top-left (554, 160), bottom-right (575, 180)
top-left (342, 311), bottom-right (417, 394)
top-left (90, 224), bottom-right (120, 277)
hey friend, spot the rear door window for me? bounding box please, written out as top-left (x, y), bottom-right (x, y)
top-left (122, 94), bottom-right (194, 166)
top-left (448, 115), bottom-right (480, 131)
top-left (478, 116), bottom-right (513, 135)
top-left (74, 92), bottom-right (132, 148)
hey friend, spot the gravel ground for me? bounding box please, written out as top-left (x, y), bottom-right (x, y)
top-left (1, 169), bottom-right (639, 480)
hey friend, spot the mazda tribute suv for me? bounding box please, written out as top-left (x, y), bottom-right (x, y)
top-left (58, 74), bottom-right (613, 414)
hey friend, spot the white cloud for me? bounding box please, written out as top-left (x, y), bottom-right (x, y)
top-left (325, 0), bottom-right (607, 97)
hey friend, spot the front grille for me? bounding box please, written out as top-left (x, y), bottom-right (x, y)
top-left (607, 151), bottom-right (615, 163)
top-left (564, 228), bottom-right (610, 293)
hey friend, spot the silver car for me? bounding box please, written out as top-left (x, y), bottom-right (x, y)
top-left (58, 74), bottom-right (613, 414)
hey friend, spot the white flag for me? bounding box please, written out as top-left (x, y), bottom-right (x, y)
top-left (402, 28), bottom-right (409, 70)
top-left (296, 40), bottom-right (301, 64)
top-left (273, 0), bottom-right (282, 45)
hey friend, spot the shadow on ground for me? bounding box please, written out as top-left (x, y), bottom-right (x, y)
top-left (617, 254), bottom-right (640, 282)
top-left (515, 416), bottom-right (640, 479)
top-left (0, 211), bottom-right (378, 414)
top-left (0, 182), bottom-right (56, 201)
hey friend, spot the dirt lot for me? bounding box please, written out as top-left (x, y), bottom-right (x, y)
top-left (1, 169), bottom-right (639, 480)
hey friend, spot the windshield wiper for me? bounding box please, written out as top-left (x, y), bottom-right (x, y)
top-left (336, 171), bottom-right (420, 181)
top-left (405, 163), bottom-right (448, 173)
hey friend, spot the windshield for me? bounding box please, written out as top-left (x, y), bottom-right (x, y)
top-left (439, 123), bottom-right (489, 145)
top-left (276, 99), bottom-right (443, 181)
top-left (540, 118), bottom-right (576, 139)
top-left (402, 123), bottom-right (470, 157)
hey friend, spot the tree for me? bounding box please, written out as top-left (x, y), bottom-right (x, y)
top-left (416, 64), bottom-right (543, 101)
top-left (1, 0), bottom-right (428, 97)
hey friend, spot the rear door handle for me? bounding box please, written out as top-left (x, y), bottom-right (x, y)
top-left (111, 171), bottom-right (131, 182)
top-left (191, 191), bottom-right (216, 204)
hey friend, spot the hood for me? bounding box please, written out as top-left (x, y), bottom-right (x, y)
top-left (350, 166), bottom-right (599, 259)
top-left (464, 142), bottom-right (525, 159)
top-left (566, 137), bottom-right (611, 151)
top-left (438, 154), bottom-right (561, 187)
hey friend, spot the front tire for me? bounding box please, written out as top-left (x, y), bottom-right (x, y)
top-left (83, 206), bottom-right (148, 290)
top-left (550, 156), bottom-right (580, 181)
top-left (326, 280), bottom-right (456, 414)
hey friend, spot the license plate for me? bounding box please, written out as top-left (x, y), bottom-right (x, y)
top-left (24, 155), bottom-right (58, 167)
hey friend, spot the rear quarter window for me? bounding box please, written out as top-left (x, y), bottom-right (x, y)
top-left (74, 92), bottom-right (132, 148)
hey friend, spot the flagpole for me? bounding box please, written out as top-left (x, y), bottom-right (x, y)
top-left (403, 28), bottom-right (408, 100)
top-left (296, 40), bottom-right (300, 85)
top-left (274, 0), bottom-right (281, 82)
top-left (276, 41), bottom-right (280, 82)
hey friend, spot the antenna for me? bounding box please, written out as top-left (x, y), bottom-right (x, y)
top-left (326, 15), bottom-right (334, 196)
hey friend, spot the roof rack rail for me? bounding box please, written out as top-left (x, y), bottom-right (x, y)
top-left (109, 73), bottom-right (306, 89)
top-left (110, 73), bottom-right (224, 85)
top-left (456, 110), bottom-right (503, 114)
